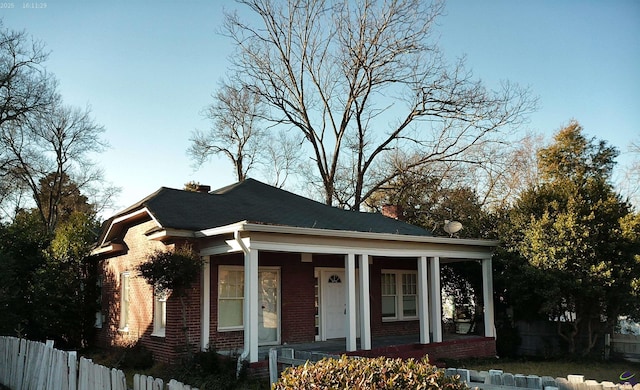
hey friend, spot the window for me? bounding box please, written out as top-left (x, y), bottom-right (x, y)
top-left (152, 290), bottom-right (168, 337)
top-left (402, 273), bottom-right (417, 317)
top-left (381, 273), bottom-right (397, 319)
top-left (119, 272), bottom-right (130, 331)
top-left (218, 267), bottom-right (244, 330)
top-left (381, 270), bottom-right (418, 321)
top-left (94, 275), bottom-right (104, 328)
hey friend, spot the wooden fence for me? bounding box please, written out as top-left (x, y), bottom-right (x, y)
top-left (0, 336), bottom-right (197, 390)
top-left (444, 368), bottom-right (640, 390)
top-left (268, 347), bottom-right (340, 385)
top-left (611, 333), bottom-right (640, 362)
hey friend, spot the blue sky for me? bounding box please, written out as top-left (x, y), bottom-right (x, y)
top-left (3, 0), bottom-right (639, 215)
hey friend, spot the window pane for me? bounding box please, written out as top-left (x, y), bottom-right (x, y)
top-left (402, 273), bottom-right (416, 295)
top-left (219, 299), bottom-right (244, 328)
top-left (403, 296), bottom-right (417, 317)
top-left (219, 270), bottom-right (244, 298)
top-left (119, 273), bottom-right (129, 330)
top-left (381, 273), bottom-right (396, 295)
top-left (382, 296), bottom-right (396, 318)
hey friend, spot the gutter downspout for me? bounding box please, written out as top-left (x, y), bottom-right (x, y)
top-left (235, 230), bottom-right (250, 377)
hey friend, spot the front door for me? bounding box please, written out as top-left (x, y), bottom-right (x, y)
top-left (258, 269), bottom-right (279, 344)
top-left (321, 270), bottom-right (346, 339)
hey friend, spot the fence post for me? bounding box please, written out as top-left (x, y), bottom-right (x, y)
top-left (68, 351), bottom-right (78, 390)
top-left (269, 348), bottom-right (278, 386)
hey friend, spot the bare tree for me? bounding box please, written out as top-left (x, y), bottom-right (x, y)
top-left (224, 0), bottom-right (536, 208)
top-left (619, 138), bottom-right (640, 208)
top-left (0, 23), bottom-right (57, 205)
top-left (189, 80), bottom-right (267, 182)
top-left (1, 100), bottom-right (111, 232)
top-left (261, 129), bottom-right (303, 187)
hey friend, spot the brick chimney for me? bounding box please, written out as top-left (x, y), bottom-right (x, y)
top-left (381, 204), bottom-right (404, 220)
top-left (196, 184), bottom-right (211, 193)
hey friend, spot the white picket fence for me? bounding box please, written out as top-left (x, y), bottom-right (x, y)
top-left (0, 336), bottom-right (197, 390)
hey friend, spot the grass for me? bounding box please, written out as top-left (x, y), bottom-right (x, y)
top-left (444, 357), bottom-right (640, 384)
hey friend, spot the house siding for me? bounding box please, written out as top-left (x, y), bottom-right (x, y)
top-left (97, 226), bottom-right (488, 364)
top-left (205, 253), bottom-right (423, 352)
top-left (96, 220), bottom-right (202, 363)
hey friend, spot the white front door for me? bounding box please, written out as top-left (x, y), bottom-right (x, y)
top-left (321, 270), bottom-right (346, 339)
top-left (258, 269), bottom-right (279, 345)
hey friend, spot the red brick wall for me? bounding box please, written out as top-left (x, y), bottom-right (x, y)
top-left (370, 257), bottom-right (421, 338)
top-left (347, 337), bottom-right (496, 362)
top-left (207, 252), bottom-right (317, 352)
top-left (96, 219), bottom-right (202, 363)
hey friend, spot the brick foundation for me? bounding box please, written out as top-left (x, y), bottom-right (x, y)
top-left (346, 337), bottom-right (496, 363)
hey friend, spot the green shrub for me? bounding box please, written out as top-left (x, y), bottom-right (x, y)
top-left (120, 342), bottom-right (154, 370)
top-left (274, 355), bottom-right (468, 390)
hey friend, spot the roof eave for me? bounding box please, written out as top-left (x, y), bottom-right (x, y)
top-left (198, 221), bottom-right (499, 247)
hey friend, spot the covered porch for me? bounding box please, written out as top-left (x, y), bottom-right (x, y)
top-left (259, 333), bottom-right (496, 364)
top-left (199, 222), bottom-right (497, 363)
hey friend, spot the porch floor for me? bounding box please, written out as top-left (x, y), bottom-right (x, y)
top-left (258, 333), bottom-right (491, 365)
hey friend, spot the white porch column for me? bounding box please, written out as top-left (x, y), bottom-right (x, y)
top-left (345, 253), bottom-right (357, 352)
top-left (482, 257), bottom-right (496, 338)
top-left (359, 254), bottom-right (371, 350)
top-left (200, 257), bottom-right (210, 351)
top-left (417, 256), bottom-right (430, 344)
top-left (429, 257), bottom-right (442, 342)
top-left (244, 248), bottom-right (259, 362)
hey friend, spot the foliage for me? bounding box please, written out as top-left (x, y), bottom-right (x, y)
top-left (33, 211), bottom-right (100, 348)
top-left (0, 23), bottom-right (118, 227)
top-left (137, 244), bottom-right (204, 358)
top-left (0, 208), bottom-right (98, 348)
top-left (0, 212), bottom-right (50, 338)
top-left (275, 355), bottom-right (466, 390)
top-left (498, 121), bottom-right (640, 355)
top-left (120, 342), bottom-right (155, 370)
top-left (172, 349), bottom-right (245, 390)
top-left (137, 245), bottom-right (203, 297)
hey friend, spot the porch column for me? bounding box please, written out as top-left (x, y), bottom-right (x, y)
top-left (417, 256), bottom-right (430, 344)
top-left (359, 254), bottom-right (371, 350)
top-left (345, 252), bottom-right (357, 352)
top-left (244, 248), bottom-right (259, 362)
top-left (429, 257), bottom-right (442, 342)
top-left (482, 257), bottom-right (496, 338)
top-left (200, 257), bottom-right (210, 351)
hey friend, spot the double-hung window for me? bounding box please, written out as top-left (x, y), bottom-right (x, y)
top-left (218, 266), bottom-right (244, 330)
top-left (119, 272), bottom-right (130, 332)
top-left (381, 270), bottom-right (418, 321)
top-left (152, 290), bottom-right (168, 337)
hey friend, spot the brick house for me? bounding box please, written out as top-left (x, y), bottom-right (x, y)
top-left (92, 179), bottom-right (498, 364)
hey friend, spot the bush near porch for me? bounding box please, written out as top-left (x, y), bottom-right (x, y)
top-left (274, 355), bottom-right (467, 389)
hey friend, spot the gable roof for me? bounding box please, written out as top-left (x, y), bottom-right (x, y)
top-left (111, 178), bottom-right (431, 237)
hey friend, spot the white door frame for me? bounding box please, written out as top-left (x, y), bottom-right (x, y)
top-left (317, 267), bottom-right (360, 341)
top-left (258, 266), bottom-right (281, 346)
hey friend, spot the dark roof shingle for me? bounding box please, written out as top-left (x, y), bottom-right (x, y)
top-left (118, 179), bottom-right (431, 236)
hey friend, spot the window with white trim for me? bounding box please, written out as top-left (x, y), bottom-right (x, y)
top-left (119, 272), bottom-right (130, 331)
top-left (381, 270), bottom-right (418, 321)
top-left (218, 266), bottom-right (244, 330)
top-left (152, 290), bottom-right (168, 337)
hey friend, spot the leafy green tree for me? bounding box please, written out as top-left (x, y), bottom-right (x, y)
top-left (0, 211), bottom-right (50, 338)
top-left (30, 211), bottom-right (100, 348)
top-left (137, 245), bottom-right (204, 356)
top-left (504, 121), bottom-right (640, 355)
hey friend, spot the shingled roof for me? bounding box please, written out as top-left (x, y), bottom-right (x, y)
top-left (115, 178), bottom-right (431, 237)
